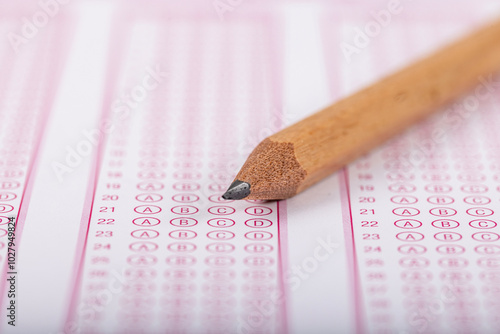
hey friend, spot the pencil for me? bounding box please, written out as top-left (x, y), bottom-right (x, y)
top-left (222, 18), bottom-right (500, 200)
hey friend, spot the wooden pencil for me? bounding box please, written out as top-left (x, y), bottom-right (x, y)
top-left (222, 18), bottom-right (500, 200)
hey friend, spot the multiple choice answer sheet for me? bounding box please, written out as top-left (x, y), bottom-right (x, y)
top-left (0, 0), bottom-right (500, 333)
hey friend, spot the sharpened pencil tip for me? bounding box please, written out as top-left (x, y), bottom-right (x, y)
top-left (222, 180), bottom-right (251, 200)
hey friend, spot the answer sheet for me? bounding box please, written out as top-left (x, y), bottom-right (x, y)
top-left (1, 0), bottom-right (500, 333)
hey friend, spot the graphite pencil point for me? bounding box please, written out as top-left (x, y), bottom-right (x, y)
top-left (222, 180), bottom-right (251, 200)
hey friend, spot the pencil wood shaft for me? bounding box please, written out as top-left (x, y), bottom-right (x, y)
top-left (225, 18), bottom-right (500, 200)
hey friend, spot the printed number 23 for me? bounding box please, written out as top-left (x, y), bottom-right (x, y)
top-left (96, 231), bottom-right (113, 237)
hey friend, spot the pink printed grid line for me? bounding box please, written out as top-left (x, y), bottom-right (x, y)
top-left (276, 200), bottom-right (290, 334)
top-left (63, 19), bottom-right (127, 332)
top-left (9, 18), bottom-right (75, 245)
top-left (339, 169), bottom-right (365, 334)
top-left (0, 19), bottom-right (74, 321)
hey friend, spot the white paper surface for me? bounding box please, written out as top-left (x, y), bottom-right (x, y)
top-left (0, 1), bottom-right (499, 333)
